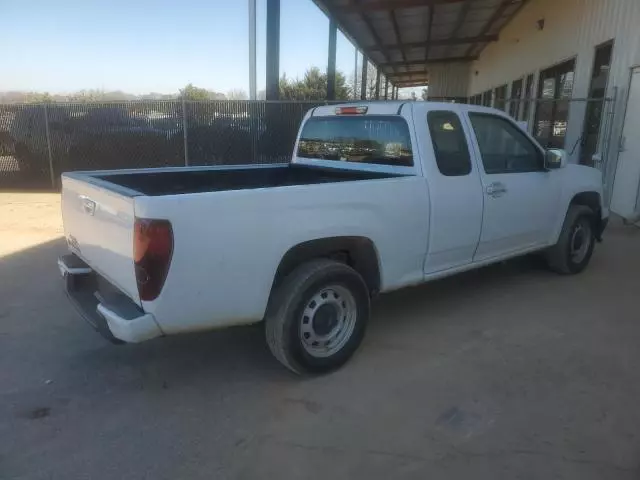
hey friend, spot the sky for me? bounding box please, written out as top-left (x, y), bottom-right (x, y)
top-left (1, 0), bottom-right (421, 97)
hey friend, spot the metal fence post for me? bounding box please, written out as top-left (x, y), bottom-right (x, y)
top-left (42, 103), bottom-right (56, 189)
top-left (182, 98), bottom-right (189, 166)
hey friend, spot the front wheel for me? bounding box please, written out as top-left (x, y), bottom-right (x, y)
top-left (546, 205), bottom-right (596, 274)
top-left (265, 259), bottom-right (370, 374)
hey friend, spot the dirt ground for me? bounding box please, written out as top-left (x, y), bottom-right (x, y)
top-left (2, 193), bottom-right (640, 480)
top-left (0, 193), bottom-right (63, 256)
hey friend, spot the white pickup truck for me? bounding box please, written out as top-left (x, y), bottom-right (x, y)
top-left (59, 101), bottom-right (608, 374)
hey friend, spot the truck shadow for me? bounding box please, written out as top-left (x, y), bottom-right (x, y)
top-left (1, 236), bottom-right (553, 396)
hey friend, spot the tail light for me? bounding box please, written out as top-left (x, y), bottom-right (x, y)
top-left (134, 218), bottom-right (173, 301)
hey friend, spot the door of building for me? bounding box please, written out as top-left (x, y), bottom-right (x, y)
top-left (534, 59), bottom-right (576, 149)
top-left (611, 67), bottom-right (640, 220)
top-left (580, 41), bottom-right (614, 166)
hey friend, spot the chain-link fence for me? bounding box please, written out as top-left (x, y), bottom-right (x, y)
top-left (0, 100), bottom-right (327, 190)
top-left (1, 96), bottom-right (618, 190)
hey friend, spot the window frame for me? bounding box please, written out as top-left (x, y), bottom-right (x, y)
top-left (520, 73), bottom-right (536, 126)
top-left (533, 57), bottom-right (577, 149)
top-left (427, 110), bottom-right (473, 177)
top-left (468, 111), bottom-right (546, 175)
top-left (509, 78), bottom-right (524, 119)
top-left (494, 84), bottom-right (508, 111)
top-left (580, 39), bottom-right (614, 165)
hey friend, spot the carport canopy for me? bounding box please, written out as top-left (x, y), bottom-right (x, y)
top-left (312, 0), bottom-right (530, 88)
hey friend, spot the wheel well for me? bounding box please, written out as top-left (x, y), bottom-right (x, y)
top-left (570, 191), bottom-right (604, 239)
top-left (570, 191), bottom-right (600, 214)
top-left (273, 237), bottom-right (381, 296)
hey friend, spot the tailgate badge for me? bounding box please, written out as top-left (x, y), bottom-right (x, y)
top-left (81, 197), bottom-right (96, 216)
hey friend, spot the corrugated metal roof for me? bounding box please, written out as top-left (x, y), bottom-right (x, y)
top-left (313, 0), bottom-right (531, 86)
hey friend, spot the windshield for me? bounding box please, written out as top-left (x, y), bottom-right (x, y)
top-left (297, 115), bottom-right (413, 167)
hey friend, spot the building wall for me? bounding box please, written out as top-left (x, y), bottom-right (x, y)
top-left (464, 0), bottom-right (640, 197)
top-left (426, 62), bottom-right (471, 98)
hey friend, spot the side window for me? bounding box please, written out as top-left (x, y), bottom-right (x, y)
top-left (427, 110), bottom-right (472, 176)
top-left (468, 113), bottom-right (543, 174)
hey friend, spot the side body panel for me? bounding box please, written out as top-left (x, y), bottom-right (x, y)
top-left (410, 103), bottom-right (485, 274)
top-left (135, 177), bottom-right (430, 333)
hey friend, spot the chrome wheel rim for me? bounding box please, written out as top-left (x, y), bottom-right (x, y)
top-left (299, 285), bottom-right (357, 358)
top-left (569, 220), bottom-right (592, 264)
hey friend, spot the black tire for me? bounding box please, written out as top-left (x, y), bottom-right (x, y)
top-left (546, 205), bottom-right (596, 274)
top-left (265, 259), bottom-right (370, 375)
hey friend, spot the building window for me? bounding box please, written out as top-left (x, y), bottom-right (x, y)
top-left (482, 90), bottom-right (493, 107)
top-left (494, 85), bottom-right (508, 111)
top-left (509, 78), bottom-right (523, 119)
top-left (427, 111), bottom-right (472, 176)
top-left (534, 59), bottom-right (576, 148)
top-left (521, 74), bottom-right (534, 125)
top-left (580, 40), bottom-right (614, 166)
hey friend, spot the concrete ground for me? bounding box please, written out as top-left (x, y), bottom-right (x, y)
top-left (1, 193), bottom-right (640, 479)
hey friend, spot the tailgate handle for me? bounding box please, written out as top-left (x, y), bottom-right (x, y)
top-left (79, 195), bottom-right (97, 216)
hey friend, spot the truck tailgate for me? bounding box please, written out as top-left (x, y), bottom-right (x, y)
top-left (61, 175), bottom-right (140, 305)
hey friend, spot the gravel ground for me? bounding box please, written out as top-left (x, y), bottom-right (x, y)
top-left (1, 193), bottom-right (640, 479)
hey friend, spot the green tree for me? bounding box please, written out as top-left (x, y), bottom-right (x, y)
top-left (279, 67), bottom-right (351, 100)
top-left (179, 83), bottom-right (211, 101)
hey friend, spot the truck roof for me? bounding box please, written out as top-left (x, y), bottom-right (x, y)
top-left (311, 101), bottom-right (507, 117)
top-left (312, 101), bottom-right (409, 116)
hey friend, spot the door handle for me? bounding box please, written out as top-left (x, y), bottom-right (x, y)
top-left (485, 182), bottom-right (507, 197)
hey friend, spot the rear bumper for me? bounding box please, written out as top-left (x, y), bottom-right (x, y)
top-left (58, 254), bottom-right (163, 344)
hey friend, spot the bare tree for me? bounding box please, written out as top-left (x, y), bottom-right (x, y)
top-left (227, 89), bottom-right (249, 100)
top-left (349, 62), bottom-right (380, 100)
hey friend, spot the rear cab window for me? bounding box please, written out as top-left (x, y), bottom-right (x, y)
top-left (296, 115), bottom-right (413, 168)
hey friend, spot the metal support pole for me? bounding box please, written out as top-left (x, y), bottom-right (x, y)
top-left (354, 49), bottom-right (359, 99)
top-left (327, 18), bottom-right (337, 101)
top-left (42, 104), bottom-right (55, 189)
top-left (375, 69), bottom-right (381, 99)
top-left (182, 97), bottom-right (189, 166)
top-left (360, 56), bottom-right (368, 100)
top-left (265, 0), bottom-right (280, 100)
top-left (248, 0), bottom-right (257, 100)
top-left (384, 77), bottom-right (389, 100)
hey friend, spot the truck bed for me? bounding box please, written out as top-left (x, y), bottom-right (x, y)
top-left (90, 164), bottom-right (403, 196)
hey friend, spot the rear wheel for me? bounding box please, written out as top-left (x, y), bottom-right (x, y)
top-left (265, 259), bottom-right (370, 374)
top-left (546, 205), bottom-right (595, 274)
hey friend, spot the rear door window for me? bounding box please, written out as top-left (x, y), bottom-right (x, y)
top-left (427, 110), bottom-right (472, 176)
top-left (297, 115), bottom-right (413, 167)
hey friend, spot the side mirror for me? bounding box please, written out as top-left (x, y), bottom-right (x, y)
top-left (545, 148), bottom-right (567, 169)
